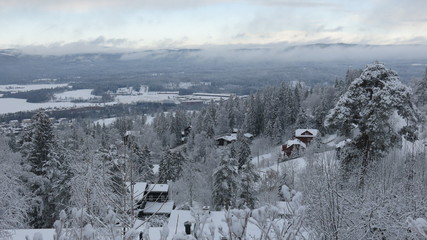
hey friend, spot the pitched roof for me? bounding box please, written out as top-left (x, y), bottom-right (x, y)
top-left (143, 201), bottom-right (175, 214)
top-left (295, 129), bottom-right (319, 138)
top-left (285, 139), bottom-right (306, 148)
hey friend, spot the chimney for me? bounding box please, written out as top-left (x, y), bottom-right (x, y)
top-left (202, 206), bottom-right (210, 215)
top-left (184, 221), bottom-right (192, 235)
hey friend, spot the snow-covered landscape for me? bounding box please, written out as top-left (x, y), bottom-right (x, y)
top-left (2, 1), bottom-right (427, 240)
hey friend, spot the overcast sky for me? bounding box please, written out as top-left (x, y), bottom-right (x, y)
top-left (1, 0), bottom-right (427, 51)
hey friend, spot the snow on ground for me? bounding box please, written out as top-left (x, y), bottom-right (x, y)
top-left (251, 152), bottom-right (273, 168)
top-left (54, 89), bottom-right (98, 100)
top-left (115, 92), bottom-right (179, 104)
top-left (251, 145), bottom-right (283, 168)
top-left (93, 117), bottom-right (117, 126)
top-left (163, 209), bottom-right (262, 239)
top-left (7, 228), bottom-right (55, 240)
top-left (0, 98), bottom-right (108, 115)
top-left (259, 157), bottom-right (307, 176)
top-left (0, 84), bottom-right (68, 92)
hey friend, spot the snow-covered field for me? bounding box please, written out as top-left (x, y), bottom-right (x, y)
top-left (0, 84), bottom-right (68, 92)
top-left (0, 98), bottom-right (105, 114)
top-left (54, 89), bottom-right (98, 101)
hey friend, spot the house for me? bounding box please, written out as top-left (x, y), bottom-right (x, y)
top-left (282, 139), bottom-right (306, 157)
top-left (128, 183), bottom-right (175, 217)
top-left (215, 134), bottom-right (237, 146)
top-left (294, 129), bottom-right (319, 144)
top-left (215, 132), bottom-right (254, 146)
top-left (145, 184), bottom-right (169, 202)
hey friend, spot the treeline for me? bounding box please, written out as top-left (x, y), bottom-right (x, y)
top-left (2, 87), bottom-right (68, 103)
top-left (0, 102), bottom-right (177, 123)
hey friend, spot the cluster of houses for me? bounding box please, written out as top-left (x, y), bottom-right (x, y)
top-left (282, 128), bottom-right (320, 158)
top-left (214, 128), bottom-right (254, 146)
top-left (0, 117), bottom-right (72, 135)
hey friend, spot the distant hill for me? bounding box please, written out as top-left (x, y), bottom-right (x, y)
top-left (0, 43), bottom-right (426, 91)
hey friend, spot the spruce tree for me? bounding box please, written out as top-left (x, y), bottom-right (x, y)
top-left (212, 156), bottom-right (239, 210)
top-left (238, 162), bottom-right (260, 209)
top-left (134, 145), bottom-right (154, 182)
top-left (22, 111), bottom-right (58, 228)
top-left (158, 151), bottom-right (184, 183)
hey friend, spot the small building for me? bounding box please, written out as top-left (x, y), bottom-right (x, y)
top-left (243, 133), bottom-right (254, 140)
top-left (282, 139), bottom-right (306, 157)
top-left (145, 184), bottom-right (169, 202)
top-left (294, 129), bottom-right (319, 144)
top-left (215, 134), bottom-right (237, 146)
top-left (127, 182), bottom-right (175, 218)
top-left (215, 132), bottom-right (254, 146)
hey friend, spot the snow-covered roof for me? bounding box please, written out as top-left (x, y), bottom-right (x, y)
top-left (125, 130), bottom-right (140, 137)
top-left (285, 139), bottom-right (306, 148)
top-left (126, 182), bottom-right (148, 201)
top-left (215, 133), bottom-right (237, 142)
top-left (295, 129), bottom-right (319, 138)
top-left (244, 133), bottom-right (254, 138)
top-left (146, 184), bottom-right (169, 192)
top-left (143, 201), bottom-right (175, 214)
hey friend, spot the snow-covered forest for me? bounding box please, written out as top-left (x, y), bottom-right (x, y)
top-left (1, 62), bottom-right (427, 239)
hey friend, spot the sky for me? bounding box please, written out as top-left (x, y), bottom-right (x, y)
top-left (1, 0), bottom-right (427, 52)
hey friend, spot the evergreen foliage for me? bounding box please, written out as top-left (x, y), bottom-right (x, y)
top-left (212, 155), bottom-right (239, 210)
top-left (325, 62), bottom-right (419, 188)
top-left (158, 151), bottom-right (185, 183)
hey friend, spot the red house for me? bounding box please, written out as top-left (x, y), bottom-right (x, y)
top-left (282, 139), bottom-right (306, 157)
top-left (294, 129), bottom-right (319, 144)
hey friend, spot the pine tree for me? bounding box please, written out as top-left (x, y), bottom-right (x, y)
top-left (325, 62), bottom-right (419, 188)
top-left (212, 156), bottom-right (239, 210)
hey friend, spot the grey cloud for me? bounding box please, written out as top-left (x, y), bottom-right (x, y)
top-left (250, 0), bottom-right (341, 8)
top-left (19, 36), bottom-right (137, 55)
top-left (233, 33), bottom-right (247, 39)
